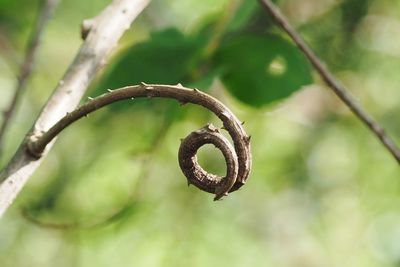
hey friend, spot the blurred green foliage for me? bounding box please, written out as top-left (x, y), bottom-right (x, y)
top-left (97, 28), bottom-right (207, 90)
top-left (0, 0), bottom-right (400, 266)
top-left (215, 34), bottom-right (312, 106)
top-left (0, 0), bottom-right (39, 31)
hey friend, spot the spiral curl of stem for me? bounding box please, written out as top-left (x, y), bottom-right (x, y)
top-left (27, 83), bottom-right (252, 200)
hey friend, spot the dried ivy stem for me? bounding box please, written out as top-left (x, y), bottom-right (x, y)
top-left (27, 84), bottom-right (252, 200)
top-left (259, 0), bottom-right (400, 164)
top-left (0, 0), bottom-right (60, 155)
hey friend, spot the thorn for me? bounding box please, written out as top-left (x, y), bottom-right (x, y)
top-left (87, 96), bottom-right (94, 100)
top-left (193, 88), bottom-right (200, 93)
top-left (176, 83), bottom-right (184, 88)
top-left (206, 123), bottom-right (219, 133)
top-left (193, 129), bottom-right (203, 135)
top-left (145, 86), bottom-right (155, 98)
top-left (221, 111), bottom-right (231, 120)
top-left (214, 191), bottom-right (229, 201)
top-left (241, 121), bottom-right (245, 125)
top-left (140, 82), bottom-right (148, 87)
top-left (244, 135), bottom-right (251, 144)
top-left (107, 89), bottom-right (113, 92)
top-left (214, 195), bottom-right (223, 201)
top-left (81, 19), bottom-right (94, 40)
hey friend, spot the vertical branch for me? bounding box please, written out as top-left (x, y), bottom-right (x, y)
top-left (259, 0), bottom-right (400, 164)
top-left (0, 0), bottom-right (60, 154)
top-left (0, 0), bottom-right (151, 218)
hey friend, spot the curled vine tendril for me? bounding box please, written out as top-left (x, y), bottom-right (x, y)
top-left (27, 83), bottom-right (252, 200)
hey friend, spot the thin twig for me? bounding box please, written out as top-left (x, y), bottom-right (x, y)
top-left (203, 0), bottom-right (240, 58)
top-left (0, 0), bottom-right (151, 218)
top-left (26, 84), bottom-right (251, 200)
top-left (259, 0), bottom-right (400, 164)
top-left (0, 0), bottom-right (60, 155)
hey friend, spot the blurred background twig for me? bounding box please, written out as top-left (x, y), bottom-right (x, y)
top-left (0, 0), bottom-right (60, 157)
top-left (259, 0), bottom-right (400, 164)
top-left (0, 0), bottom-right (151, 217)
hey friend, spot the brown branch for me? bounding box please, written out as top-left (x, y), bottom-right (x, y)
top-left (0, 0), bottom-right (60, 155)
top-left (259, 0), bottom-right (400, 164)
top-left (0, 0), bottom-right (151, 218)
top-left (26, 84), bottom-right (252, 200)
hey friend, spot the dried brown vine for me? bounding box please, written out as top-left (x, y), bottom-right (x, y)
top-left (27, 83), bottom-right (252, 200)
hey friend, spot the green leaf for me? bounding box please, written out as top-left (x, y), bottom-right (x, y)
top-left (215, 34), bottom-right (312, 107)
top-left (340, 0), bottom-right (370, 32)
top-left (90, 28), bottom-right (216, 115)
top-left (0, 0), bottom-right (39, 33)
top-left (98, 28), bottom-right (207, 91)
top-left (227, 0), bottom-right (259, 32)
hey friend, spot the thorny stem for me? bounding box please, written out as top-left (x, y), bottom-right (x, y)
top-left (27, 84), bottom-right (252, 200)
top-left (259, 0), bottom-right (400, 164)
top-left (0, 0), bottom-right (60, 155)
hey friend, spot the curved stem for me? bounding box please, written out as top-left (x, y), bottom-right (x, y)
top-left (27, 84), bottom-right (252, 200)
